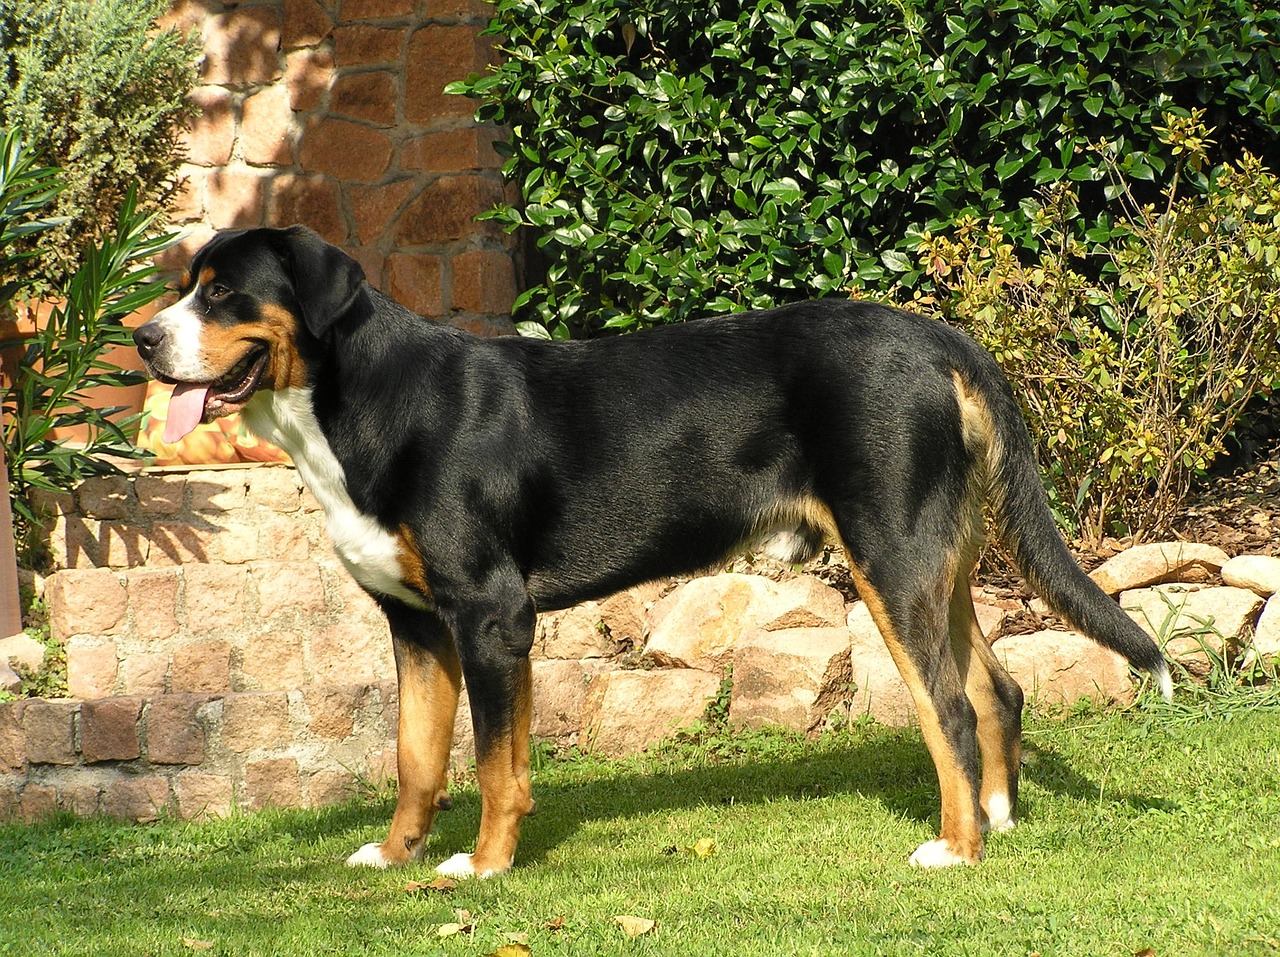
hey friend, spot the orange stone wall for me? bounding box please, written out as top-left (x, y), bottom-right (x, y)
top-left (159, 0), bottom-right (517, 336)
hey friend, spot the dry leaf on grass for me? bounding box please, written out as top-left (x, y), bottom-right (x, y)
top-left (437, 922), bottom-right (473, 938)
top-left (544, 915), bottom-right (567, 932)
top-left (614, 915), bottom-right (657, 937)
top-left (487, 944), bottom-right (532, 957)
top-left (405, 876), bottom-right (457, 894)
top-left (690, 837), bottom-right (717, 858)
top-left (180, 939), bottom-right (214, 951)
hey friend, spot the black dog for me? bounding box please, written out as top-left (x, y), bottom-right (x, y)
top-left (135, 226), bottom-right (1170, 876)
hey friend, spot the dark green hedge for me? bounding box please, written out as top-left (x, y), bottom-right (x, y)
top-left (454, 0), bottom-right (1280, 337)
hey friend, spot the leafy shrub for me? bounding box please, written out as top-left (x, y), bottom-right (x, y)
top-left (454, 0), bottom-right (1280, 338)
top-left (919, 116), bottom-right (1280, 543)
top-left (0, 0), bottom-right (198, 292)
top-left (1, 127), bottom-right (176, 559)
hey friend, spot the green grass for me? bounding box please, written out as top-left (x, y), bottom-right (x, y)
top-left (3, 699), bottom-right (1279, 957)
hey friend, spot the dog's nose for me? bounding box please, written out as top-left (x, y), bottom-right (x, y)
top-left (133, 321), bottom-right (165, 360)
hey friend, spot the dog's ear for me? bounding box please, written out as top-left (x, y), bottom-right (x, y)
top-left (272, 225), bottom-right (371, 337)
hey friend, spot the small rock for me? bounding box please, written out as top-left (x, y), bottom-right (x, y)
top-left (993, 630), bottom-right (1135, 708)
top-left (645, 573), bottom-right (846, 672)
top-left (1, 660), bottom-right (20, 694)
top-left (1221, 554), bottom-right (1280, 598)
top-left (582, 668), bottom-right (720, 756)
top-left (1089, 542), bottom-right (1230, 595)
top-left (728, 627), bottom-right (852, 734)
top-left (1242, 596), bottom-right (1280, 673)
top-left (1120, 585), bottom-right (1263, 678)
top-left (0, 633), bottom-right (46, 674)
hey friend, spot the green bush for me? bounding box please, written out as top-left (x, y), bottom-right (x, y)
top-left (454, 0), bottom-right (1280, 338)
top-left (0, 0), bottom-right (198, 293)
top-left (920, 116), bottom-right (1280, 543)
top-left (1, 127), bottom-right (177, 561)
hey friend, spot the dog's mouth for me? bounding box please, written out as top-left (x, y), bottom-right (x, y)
top-left (161, 346), bottom-right (269, 444)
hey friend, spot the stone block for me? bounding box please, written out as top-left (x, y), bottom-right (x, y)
top-left (385, 253), bottom-right (444, 317)
top-left (187, 470), bottom-right (249, 513)
top-left (729, 627), bottom-right (852, 734)
top-left (283, 0), bottom-right (333, 49)
top-left (134, 475), bottom-right (186, 515)
top-left (304, 685), bottom-right (361, 738)
top-left (395, 175), bottom-right (503, 245)
top-left (646, 573), bottom-right (847, 673)
top-left (341, 0), bottom-right (419, 20)
top-left (59, 783), bottom-right (101, 817)
top-left (210, 521), bottom-right (264, 564)
top-left (222, 692), bottom-right (291, 752)
top-left (246, 467), bottom-right (302, 512)
top-left (96, 522), bottom-right (152, 568)
top-left (171, 640), bottom-right (232, 694)
top-left (204, 165), bottom-right (269, 231)
top-left (582, 668), bottom-right (720, 757)
top-left (0, 701), bottom-right (27, 771)
top-left (47, 569), bottom-right (128, 640)
top-left (284, 47), bottom-right (334, 111)
top-left (351, 178), bottom-right (417, 245)
top-left (531, 659), bottom-right (603, 739)
top-left (240, 630), bottom-right (307, 691)
top-left (401, 127), bottom-right (503, 173)
top-left (330, 70), bottom-right (397, 126)
top-left (253, 561), bottom-right (328, 617)
top-left (176, 771), bottom-right (234, 820)
top-left (0, 633), bottom-right (45, 673)
top-left (298, 115), bottom-right (394, 182)
top-left (147, 521), bottom-right (215, 565)
top-left (243, 757), bottom-right (302, 810)
top-left (126, 568), bottom-right (181, 640)
top-left (256, 513), bottom-right (313, 561)
top-left (1091, 542), bottom-right (1231, 596)
top-left (146, 694), bottom-right (210, 765)
top-left (77, 475), bottom-right (134, 520)
top-left (269, 174), bottom-right (345, 245)
top-left (307, 623), bottom-right (382, 686)
top-left (1121, 585), bottom-right (1263, 677)
top-left (1222, 554), bottom-right (1280, 598)
top-left (451, 248), bottom-right (517, 315)
top-left (103, 775), bottom-right (170, 823)
top-left (307, 769), bottom-right (356, 807)
top-left (120, 652), bottom-right (169, 696)
top-left (23, 700), bottom-right (78, 765)
top-left (183, 564), bottom-right (250, 634)
top-left (19, 784), bottom-right (58, 822)
top-left (404, 25), bottom-right (489, 123)
top-left (240, 84), bottom-right (296, 166)
top-left (332, 24), bottom-right (405, 65)
top-left (182, 86), bottom-right (236, 167)
top-left (201, 6), bottom-right (283, 85)
top-left (80, 697), bottom-right (143, 763)
top-left (845, 603), bottom-right (916, 727)
top-left (994, 630), bottom-right (1134, 709)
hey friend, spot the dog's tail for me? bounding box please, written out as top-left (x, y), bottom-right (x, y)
top-left (961, 361), bottom-right (1174, 700)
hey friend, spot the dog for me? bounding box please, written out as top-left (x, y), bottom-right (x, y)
top-left (134, 225), bottom-right (1171, 876)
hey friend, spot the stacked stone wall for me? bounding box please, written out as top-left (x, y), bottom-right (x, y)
top-left (160, 0), bottom-right (516, 336)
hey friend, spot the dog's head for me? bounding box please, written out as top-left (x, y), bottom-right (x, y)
top-left (134, 225), bottom-right (369, 443)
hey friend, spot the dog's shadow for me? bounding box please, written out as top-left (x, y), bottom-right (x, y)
top-left (333, 728), bottom-right (1179, 867)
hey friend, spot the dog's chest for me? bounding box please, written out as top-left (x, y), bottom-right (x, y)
top-left (243, 389), bottom-right (430, 609)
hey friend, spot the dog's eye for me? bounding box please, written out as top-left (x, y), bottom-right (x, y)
top-left (207, 284), bottom-right (232, 301)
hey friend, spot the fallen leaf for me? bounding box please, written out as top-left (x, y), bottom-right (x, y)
top-left (181, 940), bottom-right (214, 951)
top-left (544, 916), bottom-right (567, 932)
top-left (690, 837), bottom-right (717, 858)
top-left (1134, 950), bottom-right (1157, 957)
top-left (487, 945), bottom-right (532, 957)
top-left (404, 876), bottom-right (457, 894)
top-left (437, 922), bottom-right (473, 938)
top-left (503, 931), bottom-right (531, 945)
top-left (614, 915), bottom-right (657, 937)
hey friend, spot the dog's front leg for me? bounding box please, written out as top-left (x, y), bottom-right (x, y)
top-left (435, 587), bottom-right (537, 879)
top-left (347, 605), bottom-right (461, 868)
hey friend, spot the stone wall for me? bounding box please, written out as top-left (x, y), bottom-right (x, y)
top-left (160, 0), bottom-right (516, 336)
top-left (5, 470), bottom-right (1279, 823)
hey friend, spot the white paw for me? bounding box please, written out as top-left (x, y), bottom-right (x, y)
top-left (435, 852), bottom-right (477, 878)
top-left (908, 839), bottom-right (970, 869)
top-left (983, 793), bottom-right (1016, 833)
top-left (346, 842), bottom-right (392, 869)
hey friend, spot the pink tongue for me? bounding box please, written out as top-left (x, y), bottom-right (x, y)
top-left (163, 382), bottom-right (210, 444)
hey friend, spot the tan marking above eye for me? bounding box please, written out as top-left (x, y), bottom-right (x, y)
top-left (198, 266), bottom-right (216, 287)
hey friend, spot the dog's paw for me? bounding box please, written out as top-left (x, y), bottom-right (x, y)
top-left (908, 839), bottom-right (977, 869)
top-left (435, 852), bottom-right (509, 879)
top-left (982, 793), bottom-right (1016, 834)
top-left (346, 842), bottom-right (393, 869)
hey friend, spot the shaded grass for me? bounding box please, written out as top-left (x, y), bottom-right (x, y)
top-left (2, 701), bottom-right (1279, 956)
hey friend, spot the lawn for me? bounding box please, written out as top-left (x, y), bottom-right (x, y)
top-left (2, 695), bottom-right (1278, 957)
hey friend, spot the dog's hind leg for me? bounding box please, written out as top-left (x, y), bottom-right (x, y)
top-left (948, 575), bottom-right (1024, 834)
top-left (347, 605), bottom-right (461, 868)
top-left (847, 557), bottom-right (985, 867)
top-left (435, 577), bottom-right (538, 879)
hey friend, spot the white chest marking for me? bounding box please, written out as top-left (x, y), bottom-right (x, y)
top-left (243, 388), bottom-right (429, 609)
